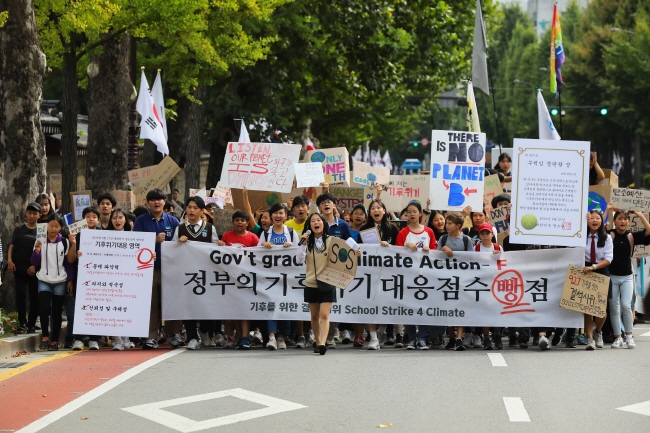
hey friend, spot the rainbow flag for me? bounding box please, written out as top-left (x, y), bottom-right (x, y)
top-left (550, 4), bottom-right (565, 97)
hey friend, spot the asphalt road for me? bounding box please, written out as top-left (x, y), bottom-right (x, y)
top-left (8, 325), bottom-right (650, 433)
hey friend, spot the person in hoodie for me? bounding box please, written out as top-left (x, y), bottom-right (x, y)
top-left (31, 213), bottom-right (76, 351)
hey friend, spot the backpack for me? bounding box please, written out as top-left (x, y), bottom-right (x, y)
top-left (475, 242), bottom-right (500, 252)
top-left (438, 234), bottom-right (471, 251)
top-left (263, 227), bottom-right (295, 243)
top-left (610, 231), bottom-right (634, 257)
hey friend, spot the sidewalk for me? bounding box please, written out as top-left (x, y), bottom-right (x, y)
top-left (0, 322), bottom-right (68, 360)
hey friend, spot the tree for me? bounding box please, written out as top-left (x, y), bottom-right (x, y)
top-left (0, 0), bottom-right (47, 308)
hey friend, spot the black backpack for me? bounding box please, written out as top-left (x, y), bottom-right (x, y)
top-left (438, 234), bottom-right (471, 251)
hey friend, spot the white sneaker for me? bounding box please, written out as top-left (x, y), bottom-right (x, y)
top-left (89, 340), bottom-right (99, 350)
top-left (417, 340), bottom-right (429, 350)
top-left (586, 338), bottom-right (596, 350)
top-left (267, 337), bottom-right (277, 350)
top-left (611, 337), bottom-right (624, 349)
top-left (186, 339), bottom-right (200, 350)
top-left (472, 334), bottom-right (482, 349)
top-left (626, 335), bottom-right (636, 349)
top-left (368, 338), bottom-right (380, 350)
top-left (252, 331), bottom-right (263, 345)
top-left (122, 337), bottom-right (133, 349)
top-left (199, 331), bottom-right (211, 347)
top-left (538, 335), bottom-right (549, 350)
top-left (72, 340), bottom-right (84, 351)
top-left (406, 340), bottom-right (416, 350)
top-left (462, 333), bottom-right (472, 348)
top-left (213, 334), bottom-right (224, 346)
top-left (341, 330), bottom-right (351, 344)
top-left (168, 334), bottom-right (181, 348)
top-left (143, 338), bottom-right (159, 349)
top-left (112, 337), bottom-right (124, 351)
top-left (277, 337), bottom-right (287, 349)
top-left (595, 331), bottom-right (604, 348)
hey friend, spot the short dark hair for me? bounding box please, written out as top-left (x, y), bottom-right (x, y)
top-left (173, 188), bottom-right (180, 194)
top-left (316, 193), bottom-right (336, 206)
top-left (46, 212), bottom-right (65, 228)
top-left (491, 194), bottom-right (511, 210)
top-left (133, 206), bottom-right (149, 217)
top-left (470, 209), bottom-right (487, 219)
top-left (97, 192), bottom-right (117, 207)
top-left (186, 196), bottom-right (206, 209)
top-left (125, 212), bottom-right (136, 223)
top-left (146, 189), bottom-right (167, 201)
top-left (291, 195), bottom-right (309, 209)
top-left (82, 206), bottom-right (101, 219)
top-left (205, 203), bottom-right (217, 210)
top-left (232, 210), bottom-right (250, 222)
top-left (269, 203), bottom-right (287, 215)
top-left (163, 202), bottom-right (174, 211)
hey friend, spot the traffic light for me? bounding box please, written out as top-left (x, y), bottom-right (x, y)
top-left (550, 108), bottom-right (559, 116)
top-left (600, 107), bottom-right (608, 116)
top-left (412, 141), bottom-right (419, 147)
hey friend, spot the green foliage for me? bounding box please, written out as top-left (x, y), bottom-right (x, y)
top-left (0, 10), bottom-right (8, 27)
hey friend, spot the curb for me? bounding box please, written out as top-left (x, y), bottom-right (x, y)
top-left (0, 324), bottom-right (68, 360)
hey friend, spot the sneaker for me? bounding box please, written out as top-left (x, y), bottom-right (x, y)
top-left (462, 333), bottom-right (472, 348)
top-left (238, 337), bottom-right (251, 350)
top-left (199, 331), bottom-right (211, 347)
top-left (326, 339), bottom-right (337, 349)
top-left (89, 340), bottom-right (99, 350)
top-left (595, 331), bottom-right (604, 349)
top-left (445, 338), bottom-right (456, 350)
top-left (585, 338), bottom-right (596, 350)
top-left (48, 341), bottom-right (59, 351)
top-left (384, 335), bottom-right (395, 346)
top-left (611, 337), bottom-right (624, 349)
top-left (341, 330), bottom-right (351, 344)
top-left (377, 327), bottom-right (386, 345)
top-left (123, 337), bottom-right (133, 349)
top-left (625, 335), bottom-right (636, 349)
top-left (214, 334), bottom-right (225, 347)
top-left (285, 337), bottom-right (296, 347)
top-left (34, 318), bottom-right (41, 330)
top-left (577, 334), bottom-right (588, 345)
top-left (483, 335), bottom-right (493, 350)
top-left (296, 336), bottom-right (306, 349)
top-left (72, 340), bottom-right (84, 351)
top-left (368, 338), bottom-right (380, 350)
top-left (277, 337), bottom-right (287, 349)
top-left (307, 330), bottom-right (315, 346)
top-left (16, 324), bottom-right (27, 334)
top-left (267, 337), bottom-right (277, 350)
top-left (565, 336), bottom-right (577, 348)
top-left (493, 334), bottom-right (503, 350)
top-left (508, 336), bottom-right (518, 347)
top-left (472, 334), bottom-right (483, 349)
top-left (333, 328), bottom-right (341, 342)
top-left (168, 334), bottom-right (181, 348)
top-left (112, 337), bottom-right (124, 351)
top-left (27, 327), bottom-right (36, 334)
top-left (417, 340), bottom-right (429, 350)
top-left (39, 337), bottom-right (50, 351)
top-left (64, 340), bottom-right (73, 349)
top-left (143, 338), bottom-right (159, 349)
top-left (252, 331), bottom-right (263, 345)
top-left (224, 337), bottom-right (236, 349)
top-left (353, 335), bottom-right (364, 347)
top-left (551, 330), bottom-right (563, 346)
top-left (406, 340), bottom-right (416, 350)
top-left (538, 335), bottom-right (549, 350)
top-left (454, 338), bottom-right (466, 351)
top-left (187, 339), bottom-right (200, 350)
top-left (394, 334), bottom-right (404, 348)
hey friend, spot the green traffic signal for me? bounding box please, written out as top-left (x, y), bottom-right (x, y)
top-left (412, 141), bottom-right (419, 147)
top-left (600, 107), bottom-right (608, 116)
top-left (550, 108), bottom-right (559, 116)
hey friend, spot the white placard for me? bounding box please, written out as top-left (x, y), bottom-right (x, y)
top-left (359, 227), bottom-right (381, 245)
top-left (68, 219), bottom-right (88, 235)
top-left (73, 230), bottom-right (156, 337)
top-left (219, 142), bottom-right (301, 193)
top-left (383, 175), bottom-right (430, 212)
top-left (205, 196), bottom-right (224, 209)
top-left (352, 161), bottom-right (390, 187)
top-left (294, 162), bottom-right (325, 188)
top-left (510, 139), bottom-right (590, 247)
top-left (430, 130), bottom-right (486, 211)
top-left (214, 183), bottom-right (233, 204)
top-left (36, 223), bottom-right (48, 242)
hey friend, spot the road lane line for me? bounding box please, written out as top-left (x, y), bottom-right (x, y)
top-left (503, 397), bottom-right (531, 422)
top-left (617, 400), bottom-right (650, 417)
top-left (488, 353), bottom-right (507, 367)
top-left (639, 330), bottom-right (650, 337)
top-left (16, 349), bottom-right (184, 433)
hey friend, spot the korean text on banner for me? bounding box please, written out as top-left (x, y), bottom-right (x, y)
top-left (430, 130), bottom-right (486, 211)
top-left (112, 190), bottom-right (136, 212)
top-left (128, 166), bottom-right (154, 188)
top-left (352, 161), bottom-right (390, 188)
top-left (304, 147), bottom-right (351, 186)
top-left (560, 265), bottom-right (609, 318)
top-left (73, 230), bottom-right (156, 337)
top-left (610, 188), bottom-right (650, 213)
top-left (132, 156), bottom-right (181, 204)
top-left (161, 243), bottom-right (583, 327)
top-left (70, 191), bottom-right (92, 222)
top-left (510, 139), bottom-right (590, 247)
top-left (220, 142), bottom-right (301, 193)
top-left (317, 237), bottom-right (358, 288)
top-left (294, 162), bottom-right (325, 188)
top-left (383, 175), bottom-right (430, 212)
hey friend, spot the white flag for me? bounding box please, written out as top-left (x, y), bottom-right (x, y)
top-left (353, 148), bottom-right (362, 161)
top-left (151, 71), bottom-right (168, 141)
top-left (136, 70), bottom-right (169, 156)
top-left (238, 121), bottom-right (251, 143)
top-left (472, 0), bottom-right (490, 95)
top-left (537, 90), bottom-right (561, 140)
top-left (363, 141), bottom-right (370, 163)
top-left (467, 82), bottom-right (481, 133)
top-left (383, 150), bottom-right (393, 171)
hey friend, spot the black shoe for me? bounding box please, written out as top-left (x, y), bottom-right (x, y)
top-left (454, 338), bottom-right (465, 351)
top-left (603, 333), bottom-right (613, 344)
top-left (318, 345), bottom-right (327, 355)
top-left (313, 347), bottom-right (319, 353)
top-left (508, 336), bottom-right (518, 347)
top-left (494, 334), bottom-right (503, 350)
top-left (395, 333), bottom-right (404, 348)
top-left (384, 336), bottom-right (395, 346)
top-left (483, 335), bottom-right (493, 350)
top-left (16, 325), bottom-right (27, 333)
top-left (566, 336), bottom-right (577, 348)
top-left (532, 336), bottom-right (539, 346)
top-left (27, 327), bottom-right (36, 334)
top-left (64, 340), bottom-right (73, 349)
top-left (39, 337), bottom-right (50, 351)
top-left (48, 341), bottom-right (59, 351)
top-left (445, 338), bottom-right (456, 350)
top-left (551, 331), bottom-right (562, 346)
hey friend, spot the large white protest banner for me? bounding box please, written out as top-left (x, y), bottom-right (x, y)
top-left (220, 142), bottom-right (301, 193)
top-left (430, 130), bottom-right (486, 211)
top-left (510, 139), bottom-right (590, 247)
top-left (383, 175), bottom-right (430, 212)
top-left (162, 243), bottom-right (583, 327)
top-left (73, 230), bottom-right (156, 337)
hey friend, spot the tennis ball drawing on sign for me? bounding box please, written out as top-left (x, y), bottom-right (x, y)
top-left (429, 130), bottom-right (486, 211)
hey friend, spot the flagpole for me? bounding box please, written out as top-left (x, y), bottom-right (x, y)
top-left (558, 88), bottom-right (563, 137)
top-left (486, 55), bottom-right (502, 154)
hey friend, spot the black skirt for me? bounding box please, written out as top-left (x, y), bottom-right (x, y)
top-left (304, 286), bottom-right (337, 304)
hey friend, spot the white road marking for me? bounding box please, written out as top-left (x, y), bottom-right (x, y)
top-left (16, 349), bottom-right (184, 433)
top-left (617, 400), bottom-right (650, 417)
top-left (503, 397), bottom-right (531, 422)
top-left (639, 330), bottom-right (650, 337)
top-left (488, 353), bottom-right (507, 367)
top-left (122, 388), bottom-right (307, 433)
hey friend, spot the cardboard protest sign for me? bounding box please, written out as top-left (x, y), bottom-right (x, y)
top-left (219, 142), bottom-right (301, 193)
top-left (560, 265), bottom-right (609, 318)
top-left (213, 208), bottom-right (236, 237)
top-left (49, 174), bottom-right (86, 195)
top-left (230, 188), bottom-right (282, 213)
top-left (510, 139), bottom-right (590, 247)
top-left (483, 174), bottom-right (503, 213)
top-left (329, 186), bottom-right (364, 211)
top-left (610, 188), bottom-right (650, 213)
top-left (352, 161), bottom-right (390, 188)
top-left (304, 147), bottom-right (351, 186)
top-left (317, 237), bottom-right (358, 288)
top-left (489, 206), bottom-right (509, 240)
top-left (294, 162), bottom-right (325, 188)
top-left (430, 130), bottom-right (486, 211)
top-left (213, 183), bottom-right (233, 205)
top-left (628, 212), bottom-right (650, 257)
top-left (70, 191), bottom-right (92, 222)
top-left (128, 166), bottom-right (155, 188)
top-left (112, 190), bottom-right (136, 212)
top-left (598, 169), bottom-right (618, 187)
top-left (383, 175), bottom-right (430, 212)
top-left (132, 157), bottom-right (181, 204)
top-left (67, 219), bottom-right (88, 235)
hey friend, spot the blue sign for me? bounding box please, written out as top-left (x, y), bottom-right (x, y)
top-left (402, 159), bottom-right (422, 170)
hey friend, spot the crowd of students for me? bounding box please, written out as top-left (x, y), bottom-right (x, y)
top-left (4, 152), bottom-right (648, 355)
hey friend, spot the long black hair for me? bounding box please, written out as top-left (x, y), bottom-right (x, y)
top-left (493, 153), bottom-right (512, 172)
top-left (35, 193), bottom-right (55, 219)
top-left (360, 200), bottom-right (391, 240)
top-left (107, 208), bottom-right (132, 231)
top-left (587, 210), bottom-right (607, 248)
top-left (426, 210), bottom-right (446, 234)
top-left (306, 213), bottom-right (329, 252)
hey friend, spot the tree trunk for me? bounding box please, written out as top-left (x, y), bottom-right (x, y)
top-left (205, 117), bottom-right (235, 188)
top-left (185, 87), bottom-right (204, 197)
top-left (60, 40), bottom-right (79, 214)
top-left (85, 34), bottom-right (130, 195)
top-left (0, 0), bottom-right (47, 308)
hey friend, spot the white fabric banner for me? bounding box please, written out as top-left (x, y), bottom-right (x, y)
top-left (162, 243), bottom-right (583, 327)
top-left (74, 230), bottom-right (156, 337)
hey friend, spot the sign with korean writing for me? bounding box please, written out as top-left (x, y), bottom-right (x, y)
top-left (383, 175), bottom-right (430, 212)
top-left (352, 161), bottom-right (390, 188)
top-left (112, 190), bottom-right (136, 212)
top-left (219, 142), bottom-right (301, 193)
top-left (49, 174), bottom-right (86, 195)
top-left (70, 191), bottom-right (92, 222)
top-left (560, 265), bottom-right (610, 318)
top-left (294, 162), bottom-right (325, 188)
top-left (304, 147), bottom-right (351, 186)
top-left (68, 219), bottom-right (88, 235)
top-left (318, 237), bottom-right (358, 288)
top-left (213, 208), bottom-right (236, 238)
top-left (161, 243), bottom-right (583, 327)
top-left (430, 130), bottom-right (486, 211)
top-left (73, 230), bottom-right (156, 337)
top-left (483, 174), bottom-right (503, 213)
top-left (610, 188), bottom-right (650, 213)
top-left (132, 156), bottom-right (181, 204)
top-left (128, 166), bottom-right (155, 188)
top-left (510, 139), bottom-right (590, 247)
